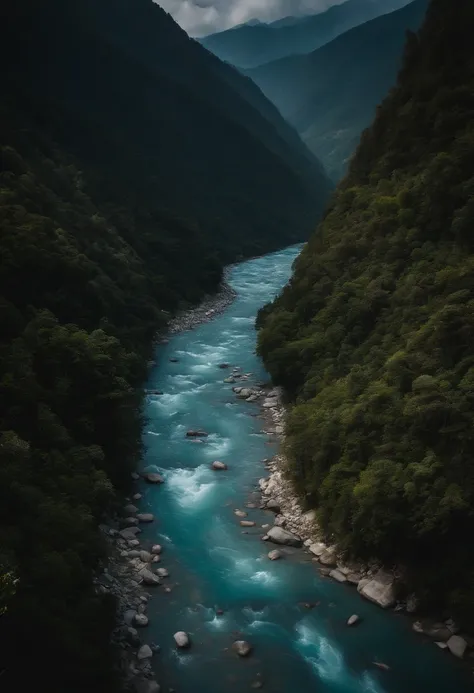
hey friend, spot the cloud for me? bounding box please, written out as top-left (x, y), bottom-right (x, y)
top-left (155, 0), bottom-right (346, 37)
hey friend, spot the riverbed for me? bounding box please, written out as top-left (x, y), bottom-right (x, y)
top-left (137, 246), bottom-right (471, 693)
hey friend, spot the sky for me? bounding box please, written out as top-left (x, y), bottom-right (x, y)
top-left (155, 0), bottom-right (347, 38)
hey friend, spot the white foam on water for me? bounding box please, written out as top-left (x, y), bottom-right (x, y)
top-left (145, 430), bottom-right (161, 437)
top-left (242, 606), bottom-right (269, 621)
top-left (166, 465), bottom-right (216, 509)
top-left (295, 621), bottom-right (386, 693)
top-left (249, 570), bottom-right (276, 586)
top-left (203, 434), bottom-right (231, 457)
top-left (231, 316), bottom-right (254, 323)
top-left (170, 649), bottom-right (195, 667)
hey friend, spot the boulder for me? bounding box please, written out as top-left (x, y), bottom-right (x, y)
top-left (139, 569), bottom-right (161, 586)
top-left (219, 363), bottom-right (230, 369)
top-left (234, 509), bottom-right (247, 518)
top-left (128, 539), bottom-right (140, 547)
top-left (123, 517), bottom-right (139, 526)
top-left (137, 644), bottom-right (153, 660)
top-left (211, 460), bottom-right (227, 470)
top-left (124, 609), bottom-right (137, 626)
top-left (308, 543), bottom-right (326, 557)
top-left (134, 613), bottom-right (149, 627)
top-left (125, 504), bottom-right (138, 515)
top-left (267, 526), bottom-right (302, 547)
top-left (329, 569), bottom-right (347, 584)
top-left (262, 401), bottom-right (277, 409)
top-left (268, 550), bottom-right (281, 561)
top-left (173, 631), bottom-right (190, 648)
top-left (133, 493), bottom-right (142, 501)
top-left (128, 550), bottom-right (141, 559)
top-left (139, 551), bottom-right (152, 563)
top-left (119, 527), bottom-right (141, 540)
top-left (186, 430), bottom-right (208, 437)
top-left (346, 572), bottom-right (362, 585)
top-left (151, 544), bottom-right (162, 555)
top-left (143, 472), bottom-right (165, 484)
top-left (131, 472), bottom-right (140, 480)
top-left (418, 620), bottom-right (452, 641)
top-left (240, 520), bottom-right (256, 527)
top-left (156, 568), bottom-right (169, 578)
top-left (265, 499), bottom-right (280, 513)
top-left (446, 635), bottom-right (467, 658)
top-left (137, 513), bottom-right (155, 523)
top-left (435, 641), bottom-right (448, 650)
top-left (232, 640), bottom-right (252, 657)
top-left (347, 614), bottom-right (360, 627)
top-left (359, 569), bottom-right (395, 609)
top-left (319, 549), bottom-right (337, 567)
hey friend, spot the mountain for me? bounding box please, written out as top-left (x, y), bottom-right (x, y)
top-left (257, 0), bottom-right (474, 623)
top-left (247, 0), bottom-right (428, 180)
top-left (0, 0), bottom-right (331, 691)
top-left (199, 0), bottom-right (411, 68)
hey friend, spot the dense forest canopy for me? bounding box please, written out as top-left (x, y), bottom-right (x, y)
top-left (0, 0), bottom-right (330, 690)
top-left (257, 0), bottom-right (474, 621)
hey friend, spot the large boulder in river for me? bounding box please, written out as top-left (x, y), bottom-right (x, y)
top-left (137, 644), bottom-right (153, 660)
top-left (447, 635), bottom-right (467, 658)
top-left (211, 460), bottom-right (227, 470)
top-left (232, 640), bottom-right (252, 657)
top-left (267, 526), bottom-right (302, 547)
top-left (186, 430), bottom-right (208, 437)
top-left (139, 568), bottom-right (161, 586)
top-left (143, 472), bottom-right (165, 484)
top-left (359, 569), bottom-right (395, 609)
top-left (173, 631), bottom-right (190, 648)
top-left (151, 544), bottom-right (162, 555)
top-left (268, 550), bottom-right (281, 561)
top-left (119, 527), bottom-right (141, 540)
top-left (137, 513), bottom-right (155, 523)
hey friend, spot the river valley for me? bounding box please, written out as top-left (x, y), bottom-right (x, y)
top-left (136, 246), bottom-right (471, 693)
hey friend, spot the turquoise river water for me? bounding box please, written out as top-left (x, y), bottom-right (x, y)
top-left (138, 246), bottom-right (471, 693)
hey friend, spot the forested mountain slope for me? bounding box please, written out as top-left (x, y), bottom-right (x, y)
top-left (257, 0), bottom-right (474, 621)
top-left (200, 0), bottom-right (411, 68)
top-left (246, 0), bottom-right (428, 180)
top-left (0, 1), bottom-right (330, 691)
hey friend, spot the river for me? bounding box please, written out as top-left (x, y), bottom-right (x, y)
top-left (138, 245), bottom-right (471, 693)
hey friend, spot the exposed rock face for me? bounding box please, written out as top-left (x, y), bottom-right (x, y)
top-left (447, 635), bottom-right (467, 658)
top-left (268, 549), bottom-right (281, 560)
top-left (266, 526), bottom-right (302, 547)
top-left (211, 460), bottom-right (227, 470)
top-left (174, 631), bottom-right (190, 648)
top-left (359, 569), bottom-right (395, 608)
top-left (232, 640), bottom-right (252, 657)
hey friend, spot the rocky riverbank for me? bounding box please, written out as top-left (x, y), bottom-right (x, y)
top-left (248, 385), bottom-right (474, 668)
top-left (101, 277), bottom-right (239, 693)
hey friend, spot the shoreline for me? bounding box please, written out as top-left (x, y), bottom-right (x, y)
top-left (102, 275), bottom-right (239, 693)
top-left (252, 387), bottom-right (474, 669)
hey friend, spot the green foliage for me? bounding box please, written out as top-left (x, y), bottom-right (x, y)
top-left (258, 0), bottom-right (474, 622)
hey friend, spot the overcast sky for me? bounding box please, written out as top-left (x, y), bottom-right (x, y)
top-left (155, 0), bottom-right (348, 38)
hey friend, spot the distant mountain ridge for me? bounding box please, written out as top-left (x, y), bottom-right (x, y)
top-left (246, 0), bottom-right (429, 180)
top-left (200, 0), bottom-right (412, 68)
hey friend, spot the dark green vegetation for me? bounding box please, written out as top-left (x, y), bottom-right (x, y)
top-left (247, 0), bottom-right (428, 180)
top-left (258, 0), bottom-right (474, 622)
top-left (200, 0), bottom-right (410, 68)
top-left (0, 0), bottom-right (331, 690)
